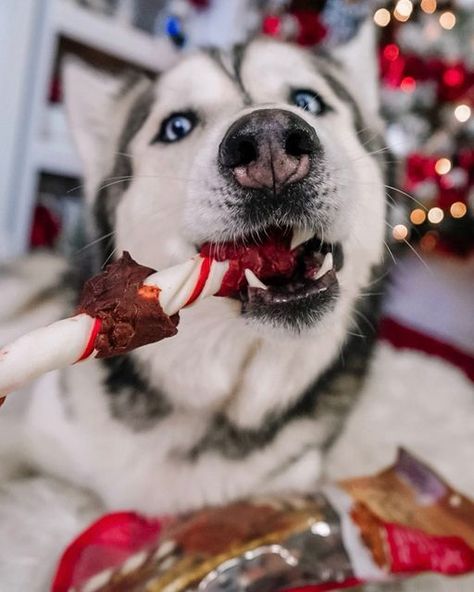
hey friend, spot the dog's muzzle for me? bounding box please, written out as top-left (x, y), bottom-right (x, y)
top-left (218, 109), bottom-right (319, 191)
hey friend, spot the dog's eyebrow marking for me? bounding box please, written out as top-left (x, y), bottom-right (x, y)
top-left (204, 46), bottom-right (252, 106)
top-left (315, 58), bottom-right (386, 165)
top-left (232, 43), bottom-right (252, 105)
top-left (94, 81), bottom-right (155, 259)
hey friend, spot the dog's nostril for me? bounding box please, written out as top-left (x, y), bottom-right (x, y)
top-left (220, 136), bottom-right (258, 168)
top-left (285, 130), bottom-right (315, 158)
top-left (236, 139), bottom-right (258, 166)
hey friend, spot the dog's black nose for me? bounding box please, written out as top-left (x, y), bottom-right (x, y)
top-left (219, 109), bottom-right (319, 191)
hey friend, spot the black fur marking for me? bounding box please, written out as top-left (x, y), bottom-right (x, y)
top-left (232, 44), bottom-right (252, 106)
top-left (204, 45), bottom-right (251, 105)
top-left (91, 81), bottom-right (165, 427)
top-left (188, 264), bottom-right (386, 460)
top-left (314, 58), bottom-right (386, 166)
top-left (94, 83), bottom-right (155, 264)
top-left (101, 355), bottom-right (172, 430)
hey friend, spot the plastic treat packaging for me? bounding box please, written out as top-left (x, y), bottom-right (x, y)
top-left (53, 449), bottom-right (474, 592)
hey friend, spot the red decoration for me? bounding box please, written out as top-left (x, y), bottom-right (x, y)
top-left (52, 512), bottom-right (163, 592)
top-left (291, 10), bottom-right (327, 46)
top-left (30, 204), bottom-right (61, 249)
top-left (403, 150), bottom-right (473, 225)
top-left (379, 49), bottom-right (473, 104)
top-left (400, 76), bottom-right (416, 93)
top-left (262, 14), bottom-right (281, 37)
top-left (188, 0), bottom-right (210, 8)
top-left (383, 43), bottom-right (400, 62)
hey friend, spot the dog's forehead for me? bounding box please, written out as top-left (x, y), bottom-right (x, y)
top-left (243, 39), bottom-right (314, 80)
top-left (154, 53), bottom-right (241, 108)
top-left (241, 40), bottom-right (335, 100)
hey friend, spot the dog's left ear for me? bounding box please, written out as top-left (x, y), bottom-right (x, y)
top-left (331, 20), bottom-right (380, 117)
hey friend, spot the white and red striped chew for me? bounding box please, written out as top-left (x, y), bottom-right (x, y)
top-left (0, 255), bottom-right (229, 398)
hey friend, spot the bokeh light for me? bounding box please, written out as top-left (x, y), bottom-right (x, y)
top-left (421, 0), bottom-right (437, 13)
top-left (454, 104), bottom-right (471, 123)
top-left (439, 11), bottom-right (456, 30)
top-left (410, 209), bottom-right (427, 225)
top-left (374, 8), bottom-right (391, 27)
top-left (392, 224), bottom-right (409, 240)
top-left (428, 207), bottom-right (444, 224)
top-left (450, 202), bottom-right (467, 218)
top-left (435, 158), bottom-right (452, 175)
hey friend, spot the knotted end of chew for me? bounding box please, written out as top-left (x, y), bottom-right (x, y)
top-left (76, 252), bottom-right (179, 358)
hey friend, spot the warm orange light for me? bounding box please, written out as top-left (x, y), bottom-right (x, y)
top-left (421, 0), bottom-right (437, 13)
top-left (428, 207), bottom-right (444, 224)
top-left (374, 8), bottom-right (391, 26)
top-left (450, 202), bottom-right (467, 218)
top-left (392, 224), bottom-right (409, 240)
top-left (394, 9), bottom-right (410, 22)
top-left (439, 11), bottom-right (456, 30)
top-left (410, 209), bottom-right (427, 225)
top-left (435, 158), bottom-right (452, 175)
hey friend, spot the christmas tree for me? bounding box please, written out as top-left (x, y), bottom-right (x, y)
top-left (375, 0), bottom-right (474, 257)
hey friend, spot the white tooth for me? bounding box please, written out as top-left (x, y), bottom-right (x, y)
top-left (245, 269), bottom-right (268, 290)
top-left (314, 252), bottom-right (333, 280)
top-left (291, 227), bottom-right (314, 250)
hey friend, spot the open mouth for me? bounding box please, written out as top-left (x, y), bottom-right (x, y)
top-left (200, 227), bottom-right (343, 323)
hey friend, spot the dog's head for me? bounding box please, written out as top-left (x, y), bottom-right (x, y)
top-left (65, 26), bottom-right (386, 339)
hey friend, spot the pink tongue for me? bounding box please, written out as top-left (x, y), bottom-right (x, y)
top-left (200, 235), bottom-right (298, 297)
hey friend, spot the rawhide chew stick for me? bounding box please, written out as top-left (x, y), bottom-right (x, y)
top-left (0, 252), bottom-right (229, 397)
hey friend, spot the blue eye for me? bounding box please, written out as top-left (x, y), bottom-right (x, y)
top-left (156, 112), bottom-right (197, 143)
top-left (291, 90), bottom-right (327, 115)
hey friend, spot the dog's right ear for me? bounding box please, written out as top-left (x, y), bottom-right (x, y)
top-left (62, 57), bottom-right (125, 201)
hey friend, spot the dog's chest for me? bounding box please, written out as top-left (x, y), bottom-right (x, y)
top-left (24, 350), bottom-right (330, 515)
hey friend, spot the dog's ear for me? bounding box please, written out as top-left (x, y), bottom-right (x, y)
top-left (331, 20), bottom-right (380, 117)
top-left (62, 57), bottom-right (126, 201)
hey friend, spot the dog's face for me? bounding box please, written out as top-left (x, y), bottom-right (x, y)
top-left (65, 34), bottom-right (386, 338)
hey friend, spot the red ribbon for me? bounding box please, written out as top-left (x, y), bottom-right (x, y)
top-left (76, 317), bottom-right (102, 362)
top-left (184, 256), bottom-right (212, 307)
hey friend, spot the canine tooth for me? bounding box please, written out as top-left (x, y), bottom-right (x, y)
top-left (314, 252), bottom-right (333, 280)
top-left (245, 269), bottom-right (268, 290)
top-left (291, 227), bottom-right (314, 250)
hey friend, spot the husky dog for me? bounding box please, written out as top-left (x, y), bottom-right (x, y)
top-left (1, 24), bottom-right (473, 592)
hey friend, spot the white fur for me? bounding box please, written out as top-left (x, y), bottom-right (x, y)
top-left (1, 36), bottom-right (471, 592)
top-left (1, 345), bottom-right (472, 591)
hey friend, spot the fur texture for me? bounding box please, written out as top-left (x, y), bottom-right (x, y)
top-left (0, 29), bottom-right (472, 592)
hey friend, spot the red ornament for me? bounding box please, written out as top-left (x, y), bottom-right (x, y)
top-left (404, 154), bottom-right (437, 189)
top-left (291, 10), bottom-right (327, 46)
top-left (400, 76), bottom-right (416, 93)
top-left (30, 204), bottom-right (61, 248)
top-left (262, 14), bottom-right (282, 37)
top-left (443, 66), bottom-right (465, 87)
top-left (383, 44), bottom-right (400, 62)
top-left (439, 63), bottom-right (472, 102)
top-left (188, 0), bottom-right (210, 8)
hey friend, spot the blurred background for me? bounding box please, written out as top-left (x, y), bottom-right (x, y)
top-left (0, 0), bottom-right (472, 376)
